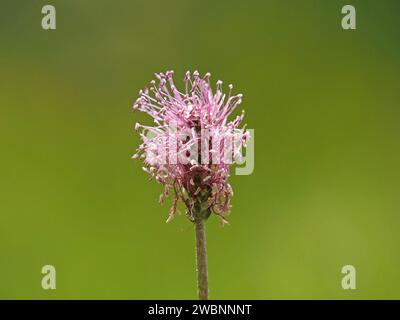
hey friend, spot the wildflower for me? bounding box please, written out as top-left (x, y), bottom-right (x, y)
top-left (132, 70), bottom-right (250, 300)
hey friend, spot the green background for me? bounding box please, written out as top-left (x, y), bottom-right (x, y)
top-left (1, 0), bottom-right (399, 299)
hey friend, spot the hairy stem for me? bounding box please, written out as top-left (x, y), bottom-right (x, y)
top-left (195, 219), bottom-right (208, 300)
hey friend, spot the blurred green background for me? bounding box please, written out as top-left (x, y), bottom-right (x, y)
top-left (0, 0), bottom-right (399, 299)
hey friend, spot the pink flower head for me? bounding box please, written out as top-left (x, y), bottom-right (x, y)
top-left (132, 70), bottom-right (250, 224)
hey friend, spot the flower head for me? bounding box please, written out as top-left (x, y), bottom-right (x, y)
top-left (132, 71), bottom-right (250, 224)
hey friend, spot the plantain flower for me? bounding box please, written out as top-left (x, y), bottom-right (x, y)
top-left (132, 71), bottom-right (249, 225)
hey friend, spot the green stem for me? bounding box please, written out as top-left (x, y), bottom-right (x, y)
top-left (195, 219), bottom-right (208, 300)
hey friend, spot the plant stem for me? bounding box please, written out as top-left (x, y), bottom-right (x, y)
top-left (195, 219), bottom-right (208, 300)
